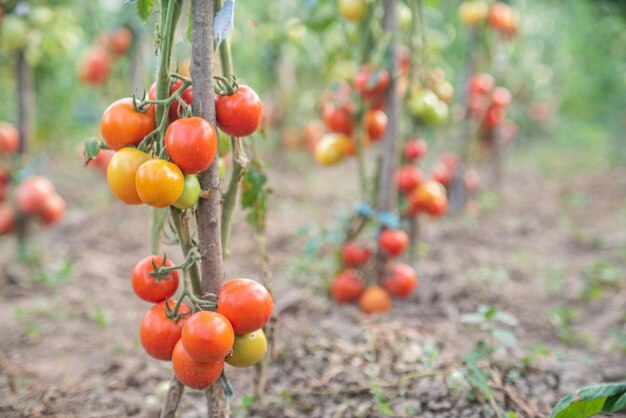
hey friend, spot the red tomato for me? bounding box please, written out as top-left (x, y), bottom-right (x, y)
top-left (101, 98), bottom-right (155, 150)
top-left (488, 2), bottom-right (516, 35)
top-left (379, 229), bottom-right (409, 257)
top-left (110, 27), bottom-right (132, 55)
top-left (427, 194), bottom-right (448, 217)
top-left (468, 73), bottom-right (495, 95)
top-left (395, 166), bottom-right (422, 193)
top-left (16, 176), bottom-right (55, 214)
top-left (341, 242), bottom-right (371, 267)
top-left (172, 340), bottom-right (224, 390)
top-left (164, 117), bottom-right (217, 174)
top-left (365, 109), bottom-right (388, 141)
top-left (132, 255), bottom-right (180, 303)
top-left (359, 286), bottom-right (391, 314)
top-left (215, 85), bottom-right (263, 137)
top-left (140, 300), bottom-right (191, 361)
top-left (78, 47), bottom-right (111, 86)
top-left (483, 104), bottom-right (505, 129)
top-left (384, 263), bottom-right (417, 299)
top-left (0, 122), bottom-right (19, 153)
top-left (331, 270), bottom-right (365, 303)
top-left (217, 279), bottom-right (273, 334)
top-left (322, 102), bottom-right (354, 136)
top-left (88, 149), bottom-right (115, 176)
top-left (148, 79), bottom-right (193, 123)
top-left (181, 311), bottom-right (234, 363)
top-left (39, 193), bottom-right (65, 226)
top-left (464, 168), bottom-right (481, 194)
top-left (431, 162), bottom-right (454, 188)
top-left (0, 204), bottom-right (15, 235)
top-left (354, 67), bottom-right (390, 101)
top-left (491, 87), bottom-right (512, 108)
top-left (403, 139), bottom-right (428, 161)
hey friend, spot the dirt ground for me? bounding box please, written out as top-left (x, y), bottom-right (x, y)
top-left (0, 150), bottom-right (625, 418)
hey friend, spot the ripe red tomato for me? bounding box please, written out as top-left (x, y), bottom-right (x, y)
top-left (403, 139), bottom-right (428, 161)
top-left (464, 168), bottom-right (481, 194)
top-left (110, 27), bottom-right (132, 55)
top-left (78, 47), bottom-right (111, 86)
top-left (341, 242), bottom-right (371, 267)
top-left (132, 255), bottom-right (180, 303)
top-left (172, 340), bottom-right (224, 390)
top-left (491, 87), bottom-right (512, 108)
top-left (215, 85), bottom-right (263, 137)
top-left (322, 102), bottom-right (354, 136)
top-left (101, 98), bottom-right (155, 150)
top-left (0, 122), bottom-right (19, 153)
top-left (135, 159), bottom-right (184, 208)
top-left (431, 162), bottom-right (454, 188)
top-left (0, 204), bottom-right (15, 235)
top-left (148, 79), bottom-right (193, 123)
top-left (488, 2), bottom-right (516, 35)
top-left (330, 271), bottom-right (365, 303)
top-left (39, 193), bottom-right (65, 226)
top-left (468, 73), bottom-right (495, 95)
top-left (428, 194), bottom-right (448, 217)
top-left (164, 117), bottom-right (217, 174)
top-left (359, 286), bottom-right (391, 314)
top-left (354, 67), bottom-right (390, 101)
top-left (395, 166), bottom-right (422, 193)
top-left (16, 176), bottom-right (55, 214)
top-left (88, 149), bottom-right (115, 176)
top-left (181, 311), bottom-right (234, 363)
top-left (379, 229), bottom-right (409, 257)
top-left (107, 148), bottom-right (151, 205)
top-left (217, 278), bottom-right (273, 334)
top-left (140, 299), bottom-right (191, 361)
top-left (384, 263), bottom-right (417, 299)
top-left (365, 109), bottom-right (387, 141)
top-left (483, 104), bottom-right (505, 129)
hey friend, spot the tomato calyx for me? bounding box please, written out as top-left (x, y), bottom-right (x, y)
top-left (82, 138), bottom-right (111, 167)
top-left (164, 297), bottom-right (193, 322)
top-left (214, 75), bottom-right (239, 96)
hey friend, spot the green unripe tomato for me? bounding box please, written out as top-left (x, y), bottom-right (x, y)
top-left (408, 89), bottom-right (439, 120)
top-left (173, 174), bottom-right (201, 210)
top-left (217, 129), bottom-right (231, 158)
top-left (225, 329), bottom-right (267, 368)
top-left (0, 15), bottom-right (29, 52)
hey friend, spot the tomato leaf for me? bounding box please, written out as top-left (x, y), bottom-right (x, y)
top-left (550, 382), bottom-right (626, 418)
top-left (214, 0), bottom-right (235, 49)
top-left (241, 163), bottom-right (270, 233)
top-left (134, 0), bottom-right (153, 21)
top-left (83, 138), bottom-right (101, 167)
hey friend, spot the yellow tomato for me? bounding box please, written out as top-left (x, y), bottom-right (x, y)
top-left (107, 148), bottom-right (151, 205)
top-left (315, 133), bottom-right (347, 166)
top-left (458, 1), bottom-right (489, 27)
top-left (135, 159), bottom-right (184, 208)
top-left (338, 0), bottom-right (367, 22)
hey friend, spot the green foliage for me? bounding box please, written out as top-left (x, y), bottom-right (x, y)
top-left (241, 162), bottom-right (270, 233)
top-left (550, 382), bottom-right (626, 418)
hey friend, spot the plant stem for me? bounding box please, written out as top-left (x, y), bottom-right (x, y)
top-left (169, 207), bottom-right (202, 295)
top-left (190, 0), bottom-right (229, 415)
top-left (374, 0), bottom-right (400, 282)
top-left (149, 208), bottom-right (166, 255)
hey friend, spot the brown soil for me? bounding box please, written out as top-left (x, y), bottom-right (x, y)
top-left (0, 153), bottom-right (625, 418)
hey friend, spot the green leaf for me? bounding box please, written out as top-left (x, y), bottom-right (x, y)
top-left (83, 138), bottom-right (101, 166)
top-left (550, 382), bottom-right (626, 418)
top-left (136, 0), bottom-right (154, 21)
top-left (241, 164), bottom-right (270, 232)
top-left (492, 328), bottom-right (517, 346)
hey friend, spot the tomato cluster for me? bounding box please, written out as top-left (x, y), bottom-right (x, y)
top-left (78, 27), bottom-right (133, 86)
top-left (0, 173), bottom-right (65, 235)
top-left (314, 67), bottom-right (390, 166)
top-left (135, 266), bottom-right (273, 390)
top-left (467, 73), bottom-right (516, 146)
top-left (406, 69), bottom-right (453, 127)
top-left (458, 0), bottom-right (519, 37)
